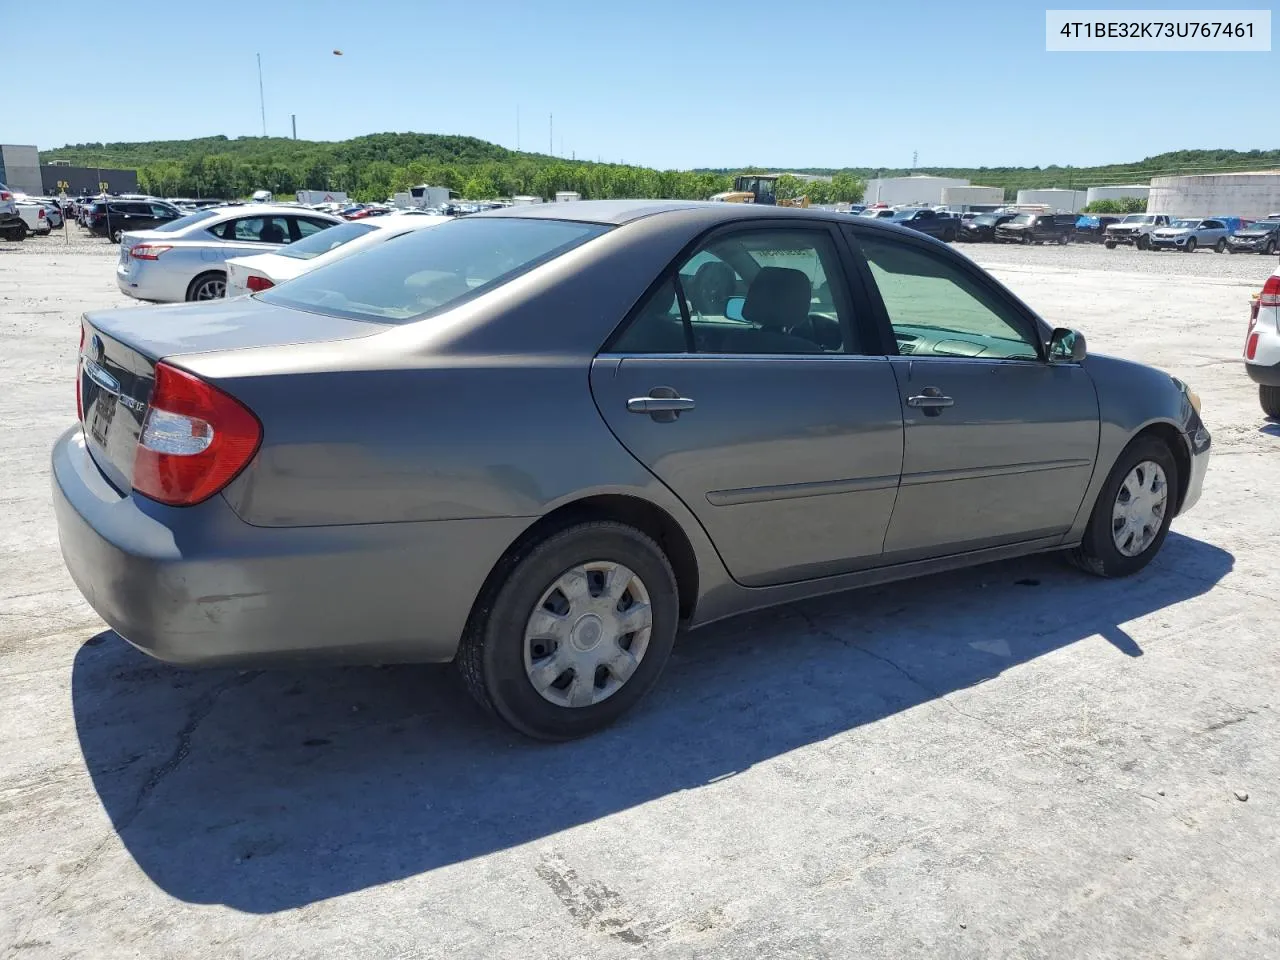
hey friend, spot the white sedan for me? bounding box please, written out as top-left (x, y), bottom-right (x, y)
top-left (224, 213), bottom-right (451, 297)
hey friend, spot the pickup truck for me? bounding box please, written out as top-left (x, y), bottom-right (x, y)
top-left (885, 207), bottom-right (959, 242)
top-left (14, 200), bottom-right (50, 237)
top-left (1104, 214), bottom-right (1172, 250)
top-left (0, 182), bottom-right (25, 241)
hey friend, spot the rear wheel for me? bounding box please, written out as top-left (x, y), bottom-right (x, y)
top-left (1261, 384), bottom-right (1280, 419)
top-left (186, 271), bottom-right (227, 301)
top-left (110, 226), bottom-right (123, 243)
top-left (1266, 239), bottom-right (1277, 256)
top-left (1058, 232), bottom-right (1070, 245)
top-left (943, 227), bottom-right (957, 242)
top-left (2, 223), bottom-right (25, 241)
top-left (1215, 238), bottom-right (1227, 253)
top-left (1022, 233), bottom-right (1033, 245)
top-left (1067, 436), bottom-right (1178, 578)
top-left (457, 521), bottom-right (679, 740)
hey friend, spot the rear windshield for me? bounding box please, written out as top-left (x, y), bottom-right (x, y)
top-left (278, 221), bottom-right (374, 260)
top-left (259, 217), bottom-right (610, 324)
top-left (151, 209), bottom-right (220, 233)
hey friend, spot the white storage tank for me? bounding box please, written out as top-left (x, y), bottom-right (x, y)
top-left (1146, 172), bottom-right (1280, 218)
top-left (554, 191), bottom-right (581, 202)
top-left (941, 185), bottom-right (1004, 208)
top-left (1085, 184), bottom-right (1150, 206)
top-left (863, 175), bottom-right (969, 207)
top-left (1015, 188), bottom-right (1087, 212)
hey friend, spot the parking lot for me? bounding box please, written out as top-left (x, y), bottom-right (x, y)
top-left (2, 238), bottom-right (1278, 958)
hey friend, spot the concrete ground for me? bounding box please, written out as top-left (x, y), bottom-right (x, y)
top-left (1, 237), bottom-right (1278, 959)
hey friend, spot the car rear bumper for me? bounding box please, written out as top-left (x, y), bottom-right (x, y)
top-left (52, 426), bottom-right (531, 667)
top-left (1246, 359), bottom-right (1280, 386)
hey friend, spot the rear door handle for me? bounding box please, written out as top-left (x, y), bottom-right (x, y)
top-left (627, 397), bottom-right (696, 414)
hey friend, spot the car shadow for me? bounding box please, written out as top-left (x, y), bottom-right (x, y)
top-left (72, 531), bottom-right (1232, 913)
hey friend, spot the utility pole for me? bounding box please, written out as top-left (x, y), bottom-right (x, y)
top-left (257, 53), bottom-right (267, 136)
top-left (291, 114), bottom-right (297, 140)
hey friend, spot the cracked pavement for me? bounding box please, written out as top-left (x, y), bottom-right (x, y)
top-left (2, 244), bottom-right (1279, 958)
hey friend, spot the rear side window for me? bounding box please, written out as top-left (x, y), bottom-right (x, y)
top-left (259, 217), bottom-right (610, 324)
top-left (153, 209), bottom-right (219, 232)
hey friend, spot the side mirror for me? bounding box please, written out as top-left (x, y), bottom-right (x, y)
top-left (724, 296), bottom-right (746, 322)
top-left (1048, 327), bottom-right (1087, 362)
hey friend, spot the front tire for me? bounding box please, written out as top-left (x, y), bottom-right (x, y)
top-left (1136, 234), bottom-right (1150, 250)
top-left (1184, 237), bottom-right (1196, 253)
top-left (1261, 384), bottom-right (1280, 419)
top-left (457, 521), bottom-right (679, 740)
top-left (1068, 436), bottom-right (1178, 578)
top-left (186, 271), bottom-right (227, 301)
top-left (110, 227), bottom-right (123, 243)
top-left (1104, 240), bottom-right (1116, 249)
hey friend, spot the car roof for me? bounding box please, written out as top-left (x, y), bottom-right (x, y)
top-left (474, 198), bottom-right (871, 227)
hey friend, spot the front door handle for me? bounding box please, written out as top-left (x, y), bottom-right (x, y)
top-left (905, 386), bottom-right (954, 416)
top-left (627, 397), bottom-right (696, 414)
top-left (627, 387), bottom-right (694, 423)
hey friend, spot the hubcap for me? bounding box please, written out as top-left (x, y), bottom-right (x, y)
top-left (523, 561), bottom-right (653, 708)
top-left (196, 279), bottom-right (225, 300)
top-left (1111, 460), bottom-right (1168, 557)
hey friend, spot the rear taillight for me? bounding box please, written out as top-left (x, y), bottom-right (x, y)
top-left (132, 363), bottom-right (262, 506)
top-left (245, 275), bottom-right (275, 292)
top-left (37, 207), bottom-right (45, 220)
top-left (128, 244), bottom-right (171, 260)
top-left (76, 326), bottom-right (84, 420)
top-left (1247, 332), bottom-right (1260, 360)
top-left (0, 190), bottom-right (10, 200)
top-left (1260, 276), bottom-right (1280, 308)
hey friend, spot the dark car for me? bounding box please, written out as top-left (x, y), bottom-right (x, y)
top-left (885, 207), bottom-right (959, 242)
top-left (995, 213), bottom-right (1077, 245)
top-left (1227, 219), bottom-right (1280, 255)
top-left (53, 201), bottom-right (1211, 739)
top-left (86, 199), bottom-right (184, 243)
top-left (959, 213), bottom-right (1018, 243)
top-left (1074, 215), bottom-right (1122, 243)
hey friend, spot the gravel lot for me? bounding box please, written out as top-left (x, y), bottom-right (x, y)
top-left (2, 241), bottom-right (1278, 959)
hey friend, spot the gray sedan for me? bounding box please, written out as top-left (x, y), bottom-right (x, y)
top-left (54, 201), bottom-right (1211, 739)
top-left (115, 204), bottom-right (342, 302)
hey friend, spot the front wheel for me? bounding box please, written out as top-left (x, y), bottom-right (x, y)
top-left (1184, 237), bottom-right (1196, 253)
top-left (1261, 384), bottom-right (1280, 419)
top-left (1067, 436), bottom-right (1178, 578)
top-left (1059, 232), bottom-right (1070, 245)
top-left (457, 521), bottom-right (680, 740)
top-left (1022, 233), bottom-right (1033, 245)
top-left (110, 226), bottom-right (123, 243)
top-left (1136, 234), bottom-right (1150, 250)
top-left (1104, 240), bottom-right (1116, 249)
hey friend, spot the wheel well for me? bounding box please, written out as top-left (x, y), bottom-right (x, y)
top-left (1134, 422), bottom-right (1191, 513)
top-left (186, 270), bottom-right (226, 300)
top-left (496, 495), bottom-right (699, 621)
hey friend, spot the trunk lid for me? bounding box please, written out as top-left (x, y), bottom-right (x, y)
top-left (79, 298), bottom-right (385, 494)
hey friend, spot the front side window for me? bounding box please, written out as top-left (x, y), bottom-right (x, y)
top-left (612, 228), bottom-right (855, 355)
top-left (856, 234), bottom-right (1039, 361)
top-left (260, 216), bottom-right (609, 324)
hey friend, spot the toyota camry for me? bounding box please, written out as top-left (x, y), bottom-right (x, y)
top-left (53, 201), bottom-right (1211, 739)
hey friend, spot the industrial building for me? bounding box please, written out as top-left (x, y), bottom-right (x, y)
top-left (1085, 184), bottom-right (1150, 206)
top-left (941, 184), bottom-right (1004, 208)
top-left (1146, 172), bottom-right (1280, 218)
top-left (0, 144), bottom-right (41, 194)
top-left (1016, 188), bottom-right (1088, 212)
top-left (864, 175), bottom-right (969, 206)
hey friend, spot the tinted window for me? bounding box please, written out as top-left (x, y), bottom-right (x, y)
top-left (293, 217), bottom-right (331, 239)
top-left (1202, 220), bottom-right (1224, 230)
top-left (260, 217), bottom-right (609, 324)
top-left (150, 203), bottom-right (176, 219)
top-left (616, 228), bottom-right (854, 355)
top-left (857, 234), bottom-right (1038, 361)
top-left (278, 221), bottom-right (375, 260)
top-left (223, 216), bottom-right (291, 243)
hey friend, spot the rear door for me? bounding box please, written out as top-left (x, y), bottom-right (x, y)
top-left (847, 226), bottom-right (1099, 559)
top-left (204, 214), bottom-right (294, 262)
top-left (591, 222), bottom-right (904, 587)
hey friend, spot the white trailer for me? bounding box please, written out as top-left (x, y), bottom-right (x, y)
top-left (296, 189), bottom-right (349, 205)
top-left (408, 184), bottom-right (451, 209)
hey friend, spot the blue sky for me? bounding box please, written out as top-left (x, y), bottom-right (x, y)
top-left (9, 0), bottom-right (1273, 170)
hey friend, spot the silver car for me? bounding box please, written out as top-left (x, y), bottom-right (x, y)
top-left (54, 201), bottom-right (1210, 740)
top-left (116, 204), bottom-right (342, 302)
top-left (1149, 218), bottom-right (1232, 253)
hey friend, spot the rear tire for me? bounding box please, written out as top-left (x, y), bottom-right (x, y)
top-left (1022, 233), bottom-right (1033, 245)
top-left (110, 227), bottom-right (123, 243)
top-left (1215, 238), bottom-right (1227, 253)
top-left (1261, 384), bottom-right (1280, 420)
top-left (1067, 436), bottom-right (1178, 578)
top-left (1266, 239), bottom-right (1277, 256)
top-left (2, 223), bottom-right (25, 241)
top-left (1059, 232), bottom-right (1070, 245)
top-left (185, 271), bottom-right (227, 301)
top-left (456, 521), bottom-right (679, 740)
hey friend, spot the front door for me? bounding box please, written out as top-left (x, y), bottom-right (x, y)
top-left (591, 224), bottom-right (905, 587)
top-left (849, 229), bottom-right (1099, 559)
